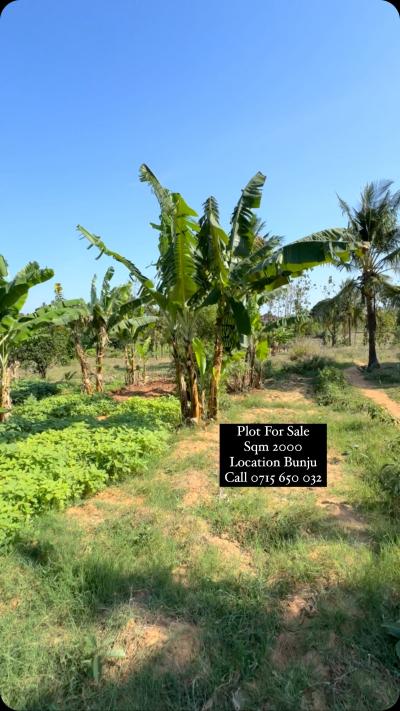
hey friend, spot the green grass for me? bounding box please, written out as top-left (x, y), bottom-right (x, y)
top-left (1, 361), bottom-right (400, 710)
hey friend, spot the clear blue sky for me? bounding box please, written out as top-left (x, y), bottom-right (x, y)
top-left (1, 0), bottom-right (399, 310)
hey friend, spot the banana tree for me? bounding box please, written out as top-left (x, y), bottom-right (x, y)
top-left (34, 298), bottom-right (94, 394)
top-left (196, 176), bottom-right (352, 417)
top-left (89, 268), bottom-right (135, 392)
top-left (78, 167), bottom-right (352, 421)
top-left (0, 257), bottom-right (54, 421)
top-left (78, 165), bottom-right (203, 420)
top-left (112, 314), bottom-right (156, 385)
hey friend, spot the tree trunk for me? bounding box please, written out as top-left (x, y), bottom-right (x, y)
top-left (124, 346), bottom-right (136, 385)
top-left (249, 343), bottom-right (256, 388)
top-left (366, 293), bottom-right (380, 370)
top-left (74, 333), bottom-right (93, 395)
top-left (185, 339), bottom-right (202, 422)
top-left (95, 326), bottom-right (108, 392)
top-left (207, 330), bottom-right (223, 420)
top-left (172, 337), bottom-right (189, 420)
top-left (0, 363), bottom-right (12, 422)
top-left (348, 316), bottom-right (352, 346)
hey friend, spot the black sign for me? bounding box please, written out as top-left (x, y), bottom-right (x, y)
top-left (220, 424), bottom-right (327, 488)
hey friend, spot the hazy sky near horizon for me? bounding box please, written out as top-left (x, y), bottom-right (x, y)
top-left (1, 0), bottom-right (400, 310)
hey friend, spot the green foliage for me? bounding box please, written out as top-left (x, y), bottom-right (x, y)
top-left (283, 353), bottom-right (335, 376)
top-left (81, 635), bottom-right (126, 683)
top-left (10, 379), bottom-right (62, 405)
top-left (220, 351), bottom-right (248, 393)
top-left (12, 325), bottom-right (74, 378)
top-left (0, 394), bottom-right (180, 545)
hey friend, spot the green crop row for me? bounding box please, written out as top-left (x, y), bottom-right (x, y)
top-left (0, 392), bottom-right (180, 442)
top-left (0, 394), bottom-right (180, 545)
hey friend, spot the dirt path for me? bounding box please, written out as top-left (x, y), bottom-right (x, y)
top-left (345, 366), bottom-right (400, 421)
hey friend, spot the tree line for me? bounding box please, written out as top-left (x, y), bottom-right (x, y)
top-left (1, 171), bottom-right (399, 423)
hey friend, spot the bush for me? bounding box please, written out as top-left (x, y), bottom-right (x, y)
top-left (221, 352), bottom-right (248, 393)
top-left (283, 354), bottom-right (335, 376)
top-left (10, 380), bottom-right (62, 405)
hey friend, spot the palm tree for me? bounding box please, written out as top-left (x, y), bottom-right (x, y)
top-left (322, 181), bottom-right (400, 369)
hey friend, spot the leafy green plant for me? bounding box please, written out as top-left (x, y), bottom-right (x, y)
top-left (0, 394), bottom-right (180, 545)
top-left (81, 635), bottom-right (126, 683)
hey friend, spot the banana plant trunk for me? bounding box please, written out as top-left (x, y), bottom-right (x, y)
top-left (73, 332), bottom-right (93, 395)
top-left (248, 342), bottom-right (256, 389)
top-left (207, 325), bottom-right (223, 420)
top-left (0, 360), bottom-right (12, 423)
top-left (366, 292), bottom-right (379, 370)
top-left (95, 326), bottom-right (108, 392)
top-left (172, 337), bottom-right (190, 420)
top-left (185, 339), bottom-right (202, 422)
top-left (124, 346), bottom-right (135, 385)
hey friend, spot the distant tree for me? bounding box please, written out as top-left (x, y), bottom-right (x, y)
top-left (12, 322), bottom-right (74, 378)
top-left (316, 181), bottom-right (400, 368)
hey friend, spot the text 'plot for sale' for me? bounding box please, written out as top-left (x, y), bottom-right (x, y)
top-left (220, 424), bottom-right (327, 488)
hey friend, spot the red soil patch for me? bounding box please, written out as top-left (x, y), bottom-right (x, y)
top-left (111, 379), bottom-right (176, 401)
top-left (104, 617), bottom-right (200, 681)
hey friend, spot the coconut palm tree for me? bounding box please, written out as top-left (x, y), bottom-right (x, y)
top-left (316, 181), bottom-right (400, 369)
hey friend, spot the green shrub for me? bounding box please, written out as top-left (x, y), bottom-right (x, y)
top-left (11, 380), bottom-right (62, 405)
top-left (221, 352), bottom-right (248, 393)
top-left (283, 354), bottom-right (335, 376)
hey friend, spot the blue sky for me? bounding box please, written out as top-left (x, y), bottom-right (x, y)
top-left (1, 0), bottom-right (399, 310)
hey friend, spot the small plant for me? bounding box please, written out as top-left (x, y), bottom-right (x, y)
top-left (81, 635), bottom-right (125, 683)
